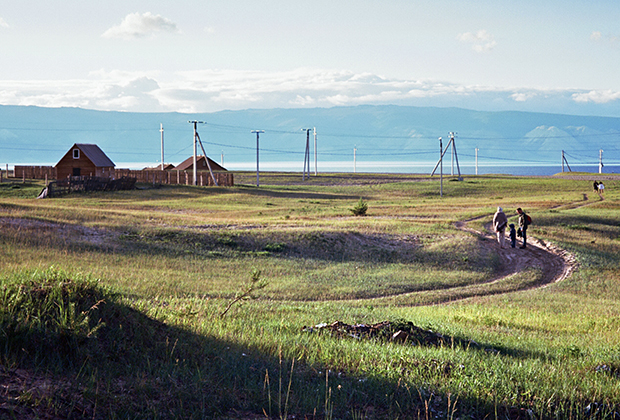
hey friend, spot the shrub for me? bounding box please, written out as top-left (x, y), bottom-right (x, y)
top-left (350, 197), bottom-right (368, 216)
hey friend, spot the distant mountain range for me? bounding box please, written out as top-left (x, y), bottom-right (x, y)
top-left (1, 104), bottom-right (618, 171)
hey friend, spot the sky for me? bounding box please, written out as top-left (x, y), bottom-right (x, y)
top-left (1, 0), bottom-right (620, 116)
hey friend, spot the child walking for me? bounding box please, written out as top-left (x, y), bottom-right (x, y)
top-left (509, 223), bottom-right (517, 248)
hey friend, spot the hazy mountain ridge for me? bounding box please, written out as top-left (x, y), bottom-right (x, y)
top-left (0, 104), bottom-right (618, 167)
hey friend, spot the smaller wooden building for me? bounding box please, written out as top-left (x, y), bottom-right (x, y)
top-left (175, 155), bottom-right (227, 172)
top-left (55, 144), bottom-right (115, 179)
top-left (143, 163), bottom-right (176, 171)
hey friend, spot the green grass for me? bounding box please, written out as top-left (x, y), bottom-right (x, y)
top-left (0, 173), bottom-right (619, 418)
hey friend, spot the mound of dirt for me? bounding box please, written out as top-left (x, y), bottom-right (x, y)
top-left (303, 320), bottom-right (482, 349)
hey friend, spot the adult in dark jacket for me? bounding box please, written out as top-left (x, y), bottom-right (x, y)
top-left (492, 206), bottom-right (508, 249)
top-left (517, 207), bottom-right (528, 248)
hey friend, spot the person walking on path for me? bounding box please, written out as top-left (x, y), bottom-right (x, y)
top-left (517, 207), bottom-right (529, 249)
top-left (493, 206), bottom-right (508, 249)
top-left (509, 223), bottom-right (517, 248)
top-left (598, 182), bottom-right (605, 196)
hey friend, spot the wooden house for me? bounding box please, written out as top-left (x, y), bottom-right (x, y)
top-left (142, 163), bottom-right (176, 171)
top-left (55, 143), bottom-right (115, 179)
top-left (175, 155), bottom-right (227, 172)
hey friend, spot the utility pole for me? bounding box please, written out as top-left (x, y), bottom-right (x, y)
top-left (449, 132), bottom-right (462, 181)
top-left (313, 127), bottom-right (318, 176)
top-left (354, 146), bottom-right (357, 173)
top-left (451, 134), bottom-right (455, 176)
top-left (439, 137), bottom-right (443, 197)
top-left (302, 128), bottom-right (311, 181)
top-left (475, 147), bottom-right (479, 175)
top-left (599, 149), bottom-right (604, 174)
top-left (195, 129), bottom-right (218, 186)
top-left (561, 150), bottom-right (572, 172)
top-left (252, 130), bottom-right (264, 187)
top-left (221, 150), bottom-right (224, 167)
top-left (189, 120), bottom-right (206, 185)
top-left (160, 124), bottom-right (164, 170)
top-left (430, 132), bottom-right (461, 181)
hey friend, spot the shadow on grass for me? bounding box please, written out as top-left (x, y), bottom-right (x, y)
top-left (234, 184), bottom-right (362, 200)
top-left (0, 215), bottom-right (493, 268)
top-left (57, 183), bottom-right (361, 202)
top-left (552, 214), bottom-right (620, 241)
top-left (2, 269), bottom-right (613, 419)
top-left (0, 269), bottom-right (500, 419)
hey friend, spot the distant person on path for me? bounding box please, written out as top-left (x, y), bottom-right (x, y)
top-left (517, 207), bottom-right (529, 249)
top-left (493, 206), bottom-right (508, 249)
top-left (593, 180), bottom-right (599, 193)
top-left (598, 182), bottom-right (605, 195)
top-left (509, 223), bottom-right (517, 248)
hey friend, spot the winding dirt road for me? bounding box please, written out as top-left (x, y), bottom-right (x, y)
top-left (455, 217), bottom-right (577, 291)
top-left (466, 194), bottom-right (605, 291)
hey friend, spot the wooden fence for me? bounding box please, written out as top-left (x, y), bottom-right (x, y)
top-left (113, 169), bottom-right (234, 186)
top-left (11, 166), bottom-right (234, 187)
top-left (14, 165), bottom-right (56, 180)
top-left (43, 176), bottom-right (137, 198)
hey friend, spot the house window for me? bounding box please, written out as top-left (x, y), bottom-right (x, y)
top-left (73, 149), bottom-right (80, 159)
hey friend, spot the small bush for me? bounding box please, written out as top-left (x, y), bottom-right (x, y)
top-left (264, 242), bottom-right (286, 252)
top-left (350, 197), bottom-right (368, 216)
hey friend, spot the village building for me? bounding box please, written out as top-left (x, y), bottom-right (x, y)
top-left (55, 143), bottom-right (115, 179)
top-left (142, 163), bottom-right (176, 171)
top-left (175, 155), bottom-right (227, 172)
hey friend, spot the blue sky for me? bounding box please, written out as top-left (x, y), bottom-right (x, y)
top-left (1, 0), bottom-right (620, 115)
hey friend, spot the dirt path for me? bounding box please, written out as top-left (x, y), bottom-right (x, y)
top-left (465, 195), bottom-right (599, 292)
top-left (455, 216), bottom-right (577, 291)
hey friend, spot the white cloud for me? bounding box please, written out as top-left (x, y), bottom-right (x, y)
top-left (572, 90), bottom-right (620, 104)
top-left (102, 12), bottom-right (179, 39)
top-left (590, 30), bottom-right (620, 46)
top-left (511, 92), bottom-right (538, 102)
top-left (291, 95), bottom-right (315, 106)
top-left (0, 68), bottom-right (619, 113)
top-left (0, 17), bottom-right (9, 28)
top-left (457, 30), bottom-right (497, 52)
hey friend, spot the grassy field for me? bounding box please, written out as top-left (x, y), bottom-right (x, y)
top-left (0, 172), bottom-right (619, 419)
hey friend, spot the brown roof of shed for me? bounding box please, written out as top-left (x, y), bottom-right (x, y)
top-left (176, 155), bottom-right (227, 172)
top-left (143, 163), bottom-right (176, 170)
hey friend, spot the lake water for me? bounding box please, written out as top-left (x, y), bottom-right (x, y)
top-left (223, 160), bottom-right (620, 177)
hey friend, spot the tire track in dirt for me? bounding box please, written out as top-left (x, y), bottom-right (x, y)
top-left (457, 216), bottom-right (577, 290)
top-left (351, 210), bottom-right (578, 306)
